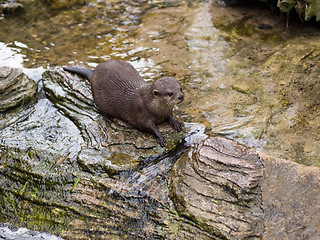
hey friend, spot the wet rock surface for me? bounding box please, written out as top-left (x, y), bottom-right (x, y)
top-left (1, 2), bottom-right (24, 16)
top-left (169, 137), bottom-right (320, 240)
top-left (0, 66), bottom-right (37, 112)
top-left (0, 65), bottom-right (186, 238)
top-left (170, 137), bottom-right (264, 239)
top-left (262, 154), bottom-right (320, 240)
top-left (1, 92), bottom-right (320, 239)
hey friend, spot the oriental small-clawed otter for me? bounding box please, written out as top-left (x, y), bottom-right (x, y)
top-left (63, 60), bottom-right (184, 147)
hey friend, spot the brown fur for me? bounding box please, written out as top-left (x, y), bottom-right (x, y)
top-left (64, 60), bottom-right (184, 147)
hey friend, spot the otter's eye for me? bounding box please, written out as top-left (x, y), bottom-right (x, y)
top-left (153, 90), bottom-right (159, 96)
top-left (167, 92), bottom-right (173, 97)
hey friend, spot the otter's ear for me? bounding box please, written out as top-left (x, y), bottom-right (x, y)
top-left (153, 90), bottom-right (159, 96)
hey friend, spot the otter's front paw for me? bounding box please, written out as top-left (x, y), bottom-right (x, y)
top-left (169, 118), bottom-right (182, 132)
top-left (157, 136), bottom-right (166, 147)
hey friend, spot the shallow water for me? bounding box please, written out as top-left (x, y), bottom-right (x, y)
top-left (0, 1), bottom-right (319, 164)
top-left (1, 0), bottom-right (320, 238)
top-left (0, 222), bottom-right (63, 240)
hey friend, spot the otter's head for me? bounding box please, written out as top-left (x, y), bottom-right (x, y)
top-left (152, 77), bottom-right (184, 110)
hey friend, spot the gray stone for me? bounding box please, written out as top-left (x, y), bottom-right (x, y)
top-left (1, 3), bottom-right (24, 16)
top-left (261, 153), bottom-right (320, 240)
top-left (1, 67), bottom-right (319, 239)
top-left (170, 136), bottom-right (264, 239)
top-left (0, 66), bottom-right (37, 112)
top-left (170, 136), bottom-right (320, 239)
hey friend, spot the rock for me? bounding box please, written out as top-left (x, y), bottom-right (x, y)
top-left (77, 148), bottom-right (138, 175)
top-left (261, 153), bottom-right (320, 239)
top-left (222, 0), bottom-right (320, 22)
top-left (0, 66), bottom-right (37, 112)
top-left (232, 82), bottom-right (251, 94)
top-left (1, 105), bottom-right (320, 240)
top-left (170, 136), bottom-right (264, 239)
top-left (1, 67), bottom-right (319, 239)
top-left (170, 136), bottom-right (320, 239)
top-left (1, 3), bottom-right (24, 16)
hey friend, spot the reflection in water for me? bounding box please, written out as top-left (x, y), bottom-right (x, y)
top-left (0, 223), bottom-right (63, 240)
top-left (214, 116), bottom-right (253, 134)
top-left (183, 4), bottom-right (257, 143)
top-left (185, 4), bottom-right (230, 83)
top-left (0, 42), bottom-right (25, 69)
top-left (0, 42), bottom-right (45, 81)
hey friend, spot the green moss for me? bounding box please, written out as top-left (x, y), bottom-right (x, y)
top-left (0, 190), bottom-right (75, 233)
top-left (278, 0), bottom-right (296, 13)
top-left (223, 20), bottom-right (255, 39)
top-left (305, 0), bottom-right (320, 20)
top-left (232, 83), bottom-right (252, 95)
top-left (109, 152), bottom-right (137, 166)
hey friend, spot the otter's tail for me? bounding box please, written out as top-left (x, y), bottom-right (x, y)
top-left (63, 67), bottom-right (93, 81)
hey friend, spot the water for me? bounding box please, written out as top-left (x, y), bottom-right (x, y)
top-left (0, 42), bottom-right (45, 81)
top-left (1, 0), bottom-right (320, 237)
top-left (0, 223), bottom-right (63, 240)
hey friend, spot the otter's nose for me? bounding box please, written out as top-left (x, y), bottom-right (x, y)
top-left (178, 94), bottom-right (184, 101)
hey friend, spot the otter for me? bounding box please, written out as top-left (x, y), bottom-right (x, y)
top-left (63, 60), bottom-right (184, 147)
